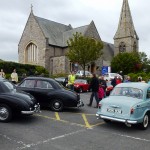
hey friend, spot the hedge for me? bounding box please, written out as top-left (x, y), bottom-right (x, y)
top-left (0, 61), bottom-right (49, 81)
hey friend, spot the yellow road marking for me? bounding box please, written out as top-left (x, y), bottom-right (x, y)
top-left (82, 113), bottom-right (91, 128)
top-left (55, 112), bottom-right (60, 120)
top-left (35, 114), bottom-right (86, 128)
top-left (90, 122), bottom-right (105, 128)
top-left (35, 114), bottom-right (104, 129)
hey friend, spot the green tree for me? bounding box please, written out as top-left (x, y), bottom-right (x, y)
top-left (139, 52), bottom-right (150, 72)
top-left (66, 32), bottom-right (103, 76)
top-left (111, 52), bottom-right (141, 75)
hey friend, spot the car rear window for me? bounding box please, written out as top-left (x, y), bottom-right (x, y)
top-left (111, 87), bottom-right (143, 99)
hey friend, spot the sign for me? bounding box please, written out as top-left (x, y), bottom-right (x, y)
top-left (101, 66), bottom-right (111, 75)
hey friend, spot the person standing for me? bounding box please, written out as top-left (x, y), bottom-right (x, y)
top-left (87, 73), bottom-right (99, 108)
top-left (124, 76), bottom-right (131, 83)
top-left (99, 76), bottom-right (107, 97)
top-left (98, 84), bottom-right (105, 102)
top-left (68, 71), bottom-right (76, 91)
top-left (116, 76), bottom-right (122, 85)
top-left (11, 69), bottom-right (18, 84)
top-left (0, 69), bottom-right (6, 78)
top-left (111, 76), bottom-right (117, 87)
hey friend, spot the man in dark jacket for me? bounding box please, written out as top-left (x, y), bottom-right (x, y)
top-left (87, 73), bottom-right (99, 108)
top-left (111, 76), bottom-right (117, 87)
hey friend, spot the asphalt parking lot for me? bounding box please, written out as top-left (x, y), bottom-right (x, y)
top-left (1, 92), bottom-right (150, 150)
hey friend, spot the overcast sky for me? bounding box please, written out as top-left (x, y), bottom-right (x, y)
top-left (0, 0), bottom-right (149, 62)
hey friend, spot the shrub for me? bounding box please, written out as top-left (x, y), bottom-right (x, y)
top-left (0, 61), bottom-right (49, 81)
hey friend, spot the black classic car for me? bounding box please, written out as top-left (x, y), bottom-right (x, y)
top-left (17, 77), bottom-right (84, 111)
top-left (0, 77), bottom-right (40, 122)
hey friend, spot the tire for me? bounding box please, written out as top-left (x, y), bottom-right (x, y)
top-left (50, 99), bottom-right (64, 112)
top-left (0, 104), bottom-right (12, 122)
top-left (139, 114), bottom-right (149, 130)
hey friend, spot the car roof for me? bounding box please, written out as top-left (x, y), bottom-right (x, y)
top-left (116, 82), bottom-right (150, 90)
top-left (24, 76), bottom-right (55, 81)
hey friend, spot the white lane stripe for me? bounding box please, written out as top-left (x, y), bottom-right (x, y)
top-left (0, 133), bottom-right (26, 147)
top-left (112, 132), bottom-right (150, 142)
top-left (16, 129), bottom-right (87, 150)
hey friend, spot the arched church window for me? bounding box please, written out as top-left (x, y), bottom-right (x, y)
top-left (119, 42), bottom-right (126, 53)
top-left (133, 42), bottom-right (137, 52)
top-left (26, 43), bottom-right (38, 63)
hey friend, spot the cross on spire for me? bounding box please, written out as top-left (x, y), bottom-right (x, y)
top-left (31, 4), bottom-right (33, 13)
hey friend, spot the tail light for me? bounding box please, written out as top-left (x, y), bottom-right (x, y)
top-left (130, 108), bottom-right (134, 114)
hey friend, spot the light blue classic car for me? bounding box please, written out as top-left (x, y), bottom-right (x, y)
top-left (96, 82), bottom-right (150, 130)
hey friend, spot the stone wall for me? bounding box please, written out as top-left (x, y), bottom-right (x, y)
top-left (18, 12), bottom-right (46, 68)
top-left (52, 56), bottom-right (66, 74)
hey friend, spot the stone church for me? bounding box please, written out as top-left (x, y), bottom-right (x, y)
top-left (18, 0), bottom-right (138, 75)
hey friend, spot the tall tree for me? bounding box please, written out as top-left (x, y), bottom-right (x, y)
top-left (66, 32), bottom-right (103, 75)
top-left (139, 52), bottom-right (150, 72)
top-left (111, 52), bottom-right (141, 75)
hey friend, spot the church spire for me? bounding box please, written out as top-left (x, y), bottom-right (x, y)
top-left (114, 0), bottom-right (139, 55)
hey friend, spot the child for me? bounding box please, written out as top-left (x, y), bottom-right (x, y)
top-left (98, 84), bottom-right (105, 102)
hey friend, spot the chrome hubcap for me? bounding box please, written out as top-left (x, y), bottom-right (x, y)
top-left (54, 102), bottom-right (60, 109)
top-left (0, 107), bottom-right (9, 120)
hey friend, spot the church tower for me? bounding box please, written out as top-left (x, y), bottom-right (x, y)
top-left (114, 0), bottom-right (139, 56)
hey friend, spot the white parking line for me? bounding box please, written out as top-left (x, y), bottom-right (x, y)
top-left (16, 129), bottom-right (87, 150)
top-left (112, 132), bottom-right (150, 142)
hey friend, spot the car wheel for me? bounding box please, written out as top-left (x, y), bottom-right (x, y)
top-left (50, 99), bottom-right (64, 112)
top-left (0, 104), bottom-right (12, 122)
top-left (139, 113), bottom-right (149, 130)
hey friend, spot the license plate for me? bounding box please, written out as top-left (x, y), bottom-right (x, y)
top-left (107, 108), bottom-right (122, 114)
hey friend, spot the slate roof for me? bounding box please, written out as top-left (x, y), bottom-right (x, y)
top-left (35, 16), bottom-right (72, 47)
top-left (35, 15), bottom-right (114, 61)
top-left (102, 42), bottom-right (114, 62)
top-left (35, 16), bottom-right (88, 47)
top-left (63, 25), bottom-right (89, 45)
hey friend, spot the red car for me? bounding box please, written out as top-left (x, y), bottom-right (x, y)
top-left (74, 79), bottom-right (90, 93)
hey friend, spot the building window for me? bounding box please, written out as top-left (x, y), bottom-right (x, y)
top-left (26, 43), bottom-right (38, 63)
top-left (119, 42), bottom-right (126, 53)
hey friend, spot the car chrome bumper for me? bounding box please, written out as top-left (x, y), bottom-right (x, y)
top-left (21, 103), bottom-right (41, 115)
top-left (77, 100), bottom-right (84, 108)
top-left (96, 114), bottom-right (137, 124)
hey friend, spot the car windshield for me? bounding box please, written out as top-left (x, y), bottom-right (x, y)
top-left (110, 87), bottom-right (143, 99)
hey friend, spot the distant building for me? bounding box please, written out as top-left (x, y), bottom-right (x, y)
top-left (18, 0), bottom-right (138, 75)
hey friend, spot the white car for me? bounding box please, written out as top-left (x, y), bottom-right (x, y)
top-left (76, 70), bottom-right (92, 77)
top-left (103, 73), bottom-right (122, 81)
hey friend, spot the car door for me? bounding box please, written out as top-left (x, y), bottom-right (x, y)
top-left (33, 80), bottom-right (55, 106)
top-left (146, 88), bottom-right (150, 108)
